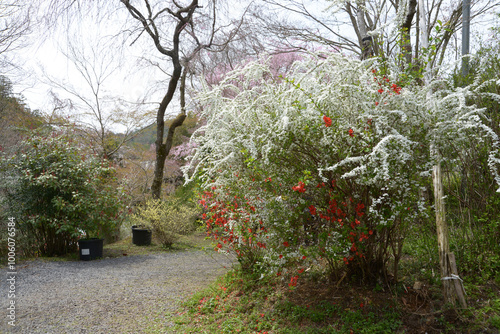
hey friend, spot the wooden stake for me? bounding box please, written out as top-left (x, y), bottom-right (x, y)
top-left (447, 253), bottom-right (468, 308)
top-left (433, 161), bottom-right (454, 304)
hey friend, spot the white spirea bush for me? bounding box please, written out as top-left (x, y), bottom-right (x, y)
top-left (184, 53), bottom-right (500, 280)
top-left (188, 53), bottom-right (499, 196)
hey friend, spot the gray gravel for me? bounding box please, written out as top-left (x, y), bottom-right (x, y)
top-left (1, 250), bottom-right (233, 334)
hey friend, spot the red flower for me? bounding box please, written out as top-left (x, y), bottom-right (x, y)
top-left (391, 83), bottom-right (402, 94)
top-left (309, 205), bottom-right (316, 215)
top-left (355, 203), bottom-right (365, 216)
top-left (292, 181), bottom-right (306, 193)
top-left (378, 88), bottom-right (384, 94)
top-left (302, 255), bottom-right (307, 260)
top-left (349, 128), bottom-right (354, 137)
top-left (289, 276), bottom-right (299, 287)
top-left (283, 241), bottom-right (290, 247)
top-left (374, 101), bottom-right (379, 106)
top-left (279, 254), bottom-right (283, 259)
top-left (323, 115), bottom-right (332, 127)
top-left (298, 268), bottom-right (304, 274)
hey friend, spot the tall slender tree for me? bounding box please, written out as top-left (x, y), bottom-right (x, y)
top-left (120, 0), bottom-right (247, 199)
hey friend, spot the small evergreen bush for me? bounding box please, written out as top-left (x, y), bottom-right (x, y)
top-left (0, 128), bottom-right (128, 256)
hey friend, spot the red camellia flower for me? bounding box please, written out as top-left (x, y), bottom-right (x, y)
top-left (323, 115), bottom-right (332, 127)
top-left (349, 129), bottom-right (354, 137)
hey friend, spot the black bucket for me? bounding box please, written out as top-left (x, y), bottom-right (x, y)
top-left (132, 225), bottom-right (152, 246)
top-left (78, 238), bottom-right (104, 261)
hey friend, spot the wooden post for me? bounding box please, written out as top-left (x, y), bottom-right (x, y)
top-left (433, 161), bottom-right (468, 307)
top-left (420, 0), bottom-right (466, 308)
top-left (433, 161), bottom-right (453, 304)
top-left (447, 253), bottom-right (468, 308)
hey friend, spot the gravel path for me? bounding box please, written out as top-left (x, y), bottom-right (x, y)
top-left (1, 250), bottom-right (233, 334)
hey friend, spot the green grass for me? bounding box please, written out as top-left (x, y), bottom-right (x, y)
top-left (168, 219), bottom-right (500, 334)
top-left (171, 265), bottom-right (500, 333)
top-left (173, 269), bottom-right (403, 334)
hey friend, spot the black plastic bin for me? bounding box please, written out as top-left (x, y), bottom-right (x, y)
top-left (78, 238), bottom-right (104, 261)
top-left (132, 225), bottom-right (152, 246)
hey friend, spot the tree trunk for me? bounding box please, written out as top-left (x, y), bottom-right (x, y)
top-left (401, 0), bottom-right (417, 65)
top-left (151, 113), bottom-right (186, 199)
top-left (356, 3), bottom-right (374, 60)
top-left (150, 59), bottom-right (185, 199)
top-left (151, 62), bottom-right (190, 199)
top-left (120, 0), bottom-right (198, 199)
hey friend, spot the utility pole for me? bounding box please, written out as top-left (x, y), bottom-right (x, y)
top-left (462, 0), bottom-right (471, 76)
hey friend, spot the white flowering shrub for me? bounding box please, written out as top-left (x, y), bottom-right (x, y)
top-left (185, 53), bottom-right (500, 283)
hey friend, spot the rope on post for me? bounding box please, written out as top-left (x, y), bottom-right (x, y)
top-left (441, 274), bottom-right (463, 282)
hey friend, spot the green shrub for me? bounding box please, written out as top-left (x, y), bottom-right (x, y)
top-left (131, 198), bottom-right (198, 247)
top-left (0, 128), bottom-right (128, 257)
